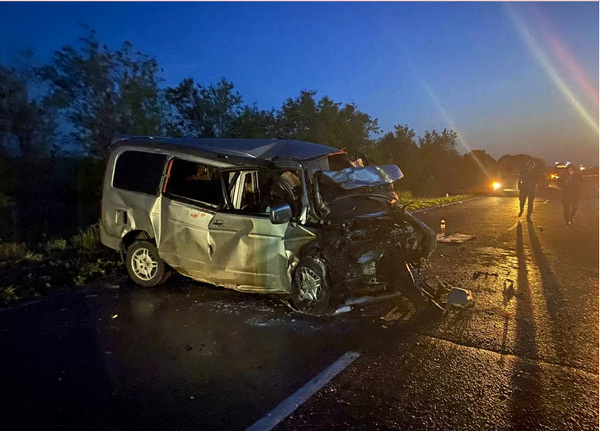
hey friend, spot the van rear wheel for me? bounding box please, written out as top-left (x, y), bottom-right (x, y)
top-left (126, 241), bottom-right (166, 287)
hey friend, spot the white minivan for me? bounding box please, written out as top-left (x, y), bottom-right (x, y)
top-left (100, 136), bottom-right (438, 313)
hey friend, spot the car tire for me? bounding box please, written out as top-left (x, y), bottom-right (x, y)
top-left (291, 256), bottom-right (330, 314)
top-left (126, 240), bottom-right (166, 287)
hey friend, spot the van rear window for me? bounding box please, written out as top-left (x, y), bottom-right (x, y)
top-left (113, 151), bottom-right (167, 195)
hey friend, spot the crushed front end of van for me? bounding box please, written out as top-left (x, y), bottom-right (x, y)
top-left (291, 164), bottom-right (441, 313)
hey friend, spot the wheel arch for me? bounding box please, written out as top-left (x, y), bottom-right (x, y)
top-left (121, 229), bottom-right (154, 254)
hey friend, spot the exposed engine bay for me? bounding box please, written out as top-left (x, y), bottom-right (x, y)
top-left (299, 163), bottom-right (444, 312)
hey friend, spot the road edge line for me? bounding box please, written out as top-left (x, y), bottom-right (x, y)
top-left (245, 351), bottom-right (360, 431)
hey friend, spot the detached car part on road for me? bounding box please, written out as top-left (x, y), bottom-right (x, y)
top-left (100, 136), bottom-right (439, 314)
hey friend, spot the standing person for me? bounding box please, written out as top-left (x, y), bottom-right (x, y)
top-left (560, 164), bottom-right (582, 225)
top-left (517, 159), bottom-right (537, 220)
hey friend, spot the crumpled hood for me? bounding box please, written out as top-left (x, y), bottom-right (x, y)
top-left (325, 195), bottom-right (392, 221)
top-left (320, 165), bottom-right (403, 190)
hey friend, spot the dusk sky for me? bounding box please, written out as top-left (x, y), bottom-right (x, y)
top-left (0, 1), bottom-right (598, 165)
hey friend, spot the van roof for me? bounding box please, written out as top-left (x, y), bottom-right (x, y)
top-left (111, 136), bottom-right (341, 162)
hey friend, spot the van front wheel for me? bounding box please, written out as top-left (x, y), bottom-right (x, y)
top-left (126, 241), bottom-right (166, 287)
top-left (291, 257), bottom-right (330, 314)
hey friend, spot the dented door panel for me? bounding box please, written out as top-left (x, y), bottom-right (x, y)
top-left (283, 225), bottom-right (317, 256)
top-left (101, 191), bottom-right (162, 243)
top-left (158, 198), bottom-right (212, 280)
top-left (207, 213), bottom-right (290, 293)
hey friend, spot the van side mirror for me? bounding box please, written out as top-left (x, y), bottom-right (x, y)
top-left (269, 203), bottom-right (292, 224)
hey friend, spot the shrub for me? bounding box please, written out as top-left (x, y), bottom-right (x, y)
top-left (0, 286), bottom-right (19, 302)
top-left (395, 190), bottom-right (413, 200)
top-left (45, 238), bottom-right (68, 252)
top-left (0, 242), bottom-right (28, 260)
top-left (71, 224), bottom-right (102, 252)
top-left (0, 192), bottom-right (14, 208)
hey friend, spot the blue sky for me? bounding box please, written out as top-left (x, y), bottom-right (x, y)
top-left (0, 1), bottom-right (598, 164)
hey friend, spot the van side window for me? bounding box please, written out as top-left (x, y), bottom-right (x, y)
top-left (230, 170), bottom-right (295, 215)
top-left (113, 151), bottom-right (167, 195)
top-left (164, 159), bottom-right (224, 209)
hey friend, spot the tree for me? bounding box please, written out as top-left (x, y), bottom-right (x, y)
top-left (497, 154), bottom-right (546, 174)
top-left (417, 129), bottom-right (462, 196)
top-left (0, 61), bottom-right (54, 157)
top-left (275, 90), bottom-right (318, 141)
top-left (165, 77), bottom-right (243, 138)
top-left (113, 41), bottom-right (163, 140)
top-left (228, 104), bottom-right (276, 138)
top-left (373, 125), bottom-right (419, 192)
top-left (39, 27), bottom-right (163, 157)
top-left (462, 149), bottom-right (497, 192)
top-left (275, 90), bottom-right (379, 155)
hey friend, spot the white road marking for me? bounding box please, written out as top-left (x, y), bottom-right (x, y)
top-left (246, 351), bottom-right (360, 431)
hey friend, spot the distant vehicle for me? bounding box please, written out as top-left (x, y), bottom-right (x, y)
top-left (549, 162), bottom-right (582, 186)
top-left (100, 136), bottom-right (441, 314)
top-left (488, 172), bottom-right (520, 196)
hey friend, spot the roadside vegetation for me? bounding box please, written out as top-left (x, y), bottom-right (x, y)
top-left (396, 193), bottom-right (474, 211)
top-left (0, 225), bottom-right (122, 306)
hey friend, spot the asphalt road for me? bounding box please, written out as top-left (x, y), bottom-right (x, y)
top-left (0, 187), bottom-right (598, 430)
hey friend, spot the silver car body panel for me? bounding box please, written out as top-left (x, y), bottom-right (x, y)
top-left (158, 197), bottom-right (212, 280)
top-left (111, 136), bottom-right (338, 163)
top-left (102, 139), bottom-right (326, 294)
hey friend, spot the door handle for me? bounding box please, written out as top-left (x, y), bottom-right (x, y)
top-left (213, 219), bottom-right (226, 227)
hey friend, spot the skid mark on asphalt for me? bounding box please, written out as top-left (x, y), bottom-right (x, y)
top-left (246, 351), bottom-right (360, 431)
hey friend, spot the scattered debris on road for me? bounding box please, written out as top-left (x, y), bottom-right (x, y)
top-left (381, 306), bottom-right (404, 322)
top-left (436, 233), bottom-right (475, 243)
top-left (334, 305), bottom-right (351, 314)
top-left (446, 287), bottom-right (474, 309)
top-left (473, 271), bottom-right (499, 280)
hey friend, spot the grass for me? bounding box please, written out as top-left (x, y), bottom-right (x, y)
top-left (396, 193), bottom-right (474, 211)
top-left (71, 224), bottom-right (102, 252)
top-left (0, 242), bottom-right (28, 260)
top-left (0, 224), bottom-right (122, 306)
top-left (0, 192), bottom-right (14, 208)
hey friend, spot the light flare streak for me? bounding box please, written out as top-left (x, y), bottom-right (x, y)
top-left (505, 4), bottom-right (599, 134)
top-left (529, 4), bottom-right (599, 107)
top-left (408, 61), bottom-right (493, 179)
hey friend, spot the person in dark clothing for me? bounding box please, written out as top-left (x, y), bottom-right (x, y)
top-left (517, 159), bottom-right (537, 220)
top-left (559, 164), bottom-right (583, 225)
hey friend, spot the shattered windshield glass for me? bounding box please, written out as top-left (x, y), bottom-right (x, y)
top-left (320, 165), bottom-right (403, 190)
